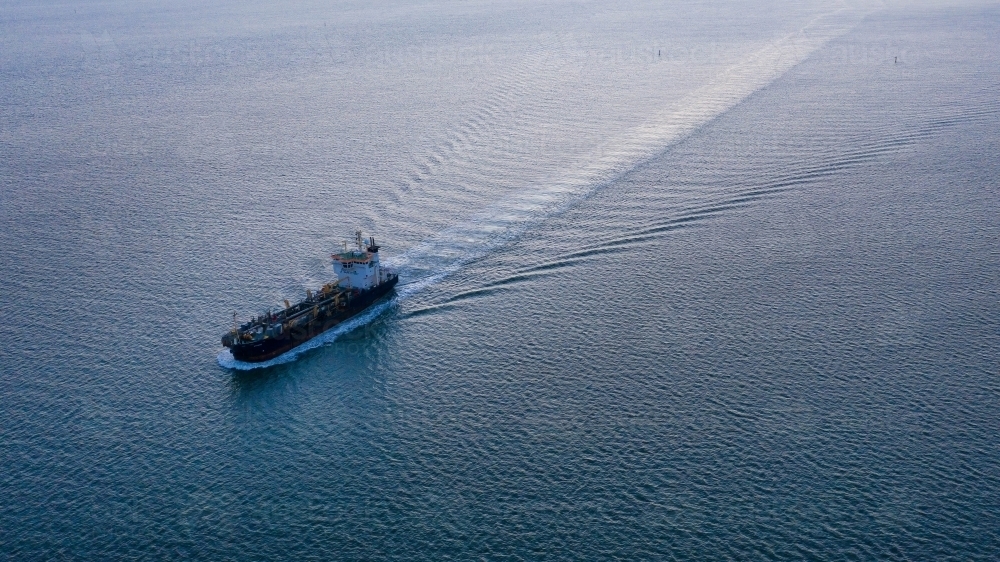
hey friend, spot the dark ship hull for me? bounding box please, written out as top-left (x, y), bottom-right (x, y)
top-left (222, 275), bottom-right (398, 363)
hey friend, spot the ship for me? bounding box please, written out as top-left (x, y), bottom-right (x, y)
top-left (221, 231), bottom-right (399, 362)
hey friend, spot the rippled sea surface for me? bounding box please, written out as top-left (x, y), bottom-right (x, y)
top-left (3, 0), bottom-right (999, 559)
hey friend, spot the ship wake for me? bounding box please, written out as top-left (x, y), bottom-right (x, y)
top-left (384, 7), bottom-right (867, 295)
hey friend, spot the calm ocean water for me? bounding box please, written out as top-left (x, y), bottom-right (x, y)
top-left (2, 1), bottom-right (999, 559)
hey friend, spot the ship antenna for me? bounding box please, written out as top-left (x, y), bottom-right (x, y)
top-left (356, 230), bottom-right (364, 251)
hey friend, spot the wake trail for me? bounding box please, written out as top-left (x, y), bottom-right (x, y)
top-left (385, 7), bottom-right (867, 287)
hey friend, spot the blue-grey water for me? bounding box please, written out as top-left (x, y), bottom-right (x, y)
top-left (2, 0), bottom-right (1000, 559)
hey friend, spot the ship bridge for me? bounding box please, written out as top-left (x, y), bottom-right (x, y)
top-left (331, 231), bottom-right (387, 290)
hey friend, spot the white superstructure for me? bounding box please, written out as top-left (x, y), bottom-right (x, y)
top-left (331, 231), bottom-right (387, 290)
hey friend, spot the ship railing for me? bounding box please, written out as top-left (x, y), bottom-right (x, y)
top-left (272, 289), bottom-right (349, 325)
top-left (238, 285), bottom-right (352, 334)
